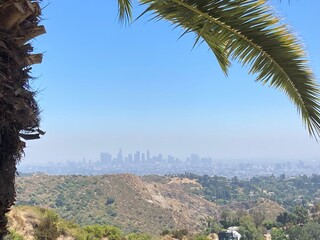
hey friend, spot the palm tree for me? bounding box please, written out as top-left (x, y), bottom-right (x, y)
top-left (0, 0), bottom-right (45, 237)
top-left (0, 0), bottom-right (319, 237)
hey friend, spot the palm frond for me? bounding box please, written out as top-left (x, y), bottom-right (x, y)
top-left (139, 0), bottom-right (320, 138)
top-left (118, 0), bottom-right (133, 24)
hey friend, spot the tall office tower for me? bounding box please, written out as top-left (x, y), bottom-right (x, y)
top-left (134, 151), bottom-right (141, 163)
top-left (128, 154), bottom-right (133, 163)
top-left (141, 153), bottom-right (146, 163)
top-left (117, 149), bottom-right (123, 163)
top-left (146, 150), bottom-right (150, 161)
top-left (100, 152), bottom-right (112, 164)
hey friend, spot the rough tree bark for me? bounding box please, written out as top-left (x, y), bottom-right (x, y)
top-left (0, 0), bottom-right (45, 238)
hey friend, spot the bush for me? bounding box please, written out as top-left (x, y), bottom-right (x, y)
top-left (263, 221), bottom-right (276, 230)
top-left (126, 233), bottom-right (152, 240)
top-left (34, 209), bottom-right (59, 240)
top-left (55, 193), bottom-right (65, 207)
top-left (56, 219), bottom-right (85, 240)
top-left (83, 225), bottom-right (122, 240)
top-left (205, 219), bottom-right (222, 234)
top-left (7, 230), bottom-right (24, 240)
top-left (106, 197), bottom-right (115, 205)
top-left (194, 235), bottom-right (209, 240)
top-left (171, 229), bottom-right (188, 239)
top-left (160, 229), bottom-right (170, 236)
top-left (107, 208), bottom-right (117, 217)
top-left (271, 228), bottom-right (287, 240)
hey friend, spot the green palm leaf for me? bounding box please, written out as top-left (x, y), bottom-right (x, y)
top-left (123, 0), bottom-right (320, 138)
top-left (118, 0), bottom-right (133, 24)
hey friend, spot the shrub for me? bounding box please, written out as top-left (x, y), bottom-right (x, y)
top-left (83, 225), bottom-right (122, 240)
top-left (107, 208), bottom-right (117, 217)
top-left (7, 230), bottom-right (24, 240)
top-left (171, 229), bottom-right (188, 239)
top-left (56, 219), bottom-right (83, 239)
top-left (34, 209), bottom-right (59, 240)
top-left (160, 229), bottom-right (170, 236)
top-left (106, 197), bottom-right (115, 205)
top-left (103, 226), bottom-right (122, 240)
top-left (194, 235), bottom-right (209, 240)
top-left (126, 233), bottom-right (152, 240)
top-left (55, 193), bottom-right (65, 207)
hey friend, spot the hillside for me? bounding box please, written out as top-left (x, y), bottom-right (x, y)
top-left (7, 202), bottom-right (320, 240)
top-left (15, 174), bottom-right (284, 235)
top-left (16, 174), bottom-right (220, 234)
top-left (7, 206), bottom-right (160, 240)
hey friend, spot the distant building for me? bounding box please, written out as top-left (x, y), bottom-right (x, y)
top-left (128, 154), bottom-right (133, 163)
top-left (117, 149), bottom-right (123, 163)
top-left (146, 150), bottom-right (150, 161)
top-left (134, 151), bottom-right (140, 163)
top-left (218, 228), bottom-right (241, 240)
top-left (100, 152), bottom-right (112, 164)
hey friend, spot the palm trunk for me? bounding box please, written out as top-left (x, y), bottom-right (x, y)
top-left (0, 128), bottom-right (19, 238)
top-left (0, 0), bottom-right (45, 237)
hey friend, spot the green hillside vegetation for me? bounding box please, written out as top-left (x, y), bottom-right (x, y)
top-left (7, 206), bottom-right (151, 240)
top-left (174, 173), bottom-right (320, 209)
top-left (16, 174), bottom-right (221, 235)
top-left (14, 173), bottom-right (320, 239)
top-left (6, 204), bottom-right (320, 240)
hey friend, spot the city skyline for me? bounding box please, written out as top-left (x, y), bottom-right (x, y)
top-left (20, 148), bottom-right (320, 167)
top-left (100, 149), bottom-right (213, 164)
top-left (18, 148), bottom-right (318, 178)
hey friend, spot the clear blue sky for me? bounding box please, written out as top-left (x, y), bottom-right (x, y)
top-left (22, 0), bottom-right (320, 164)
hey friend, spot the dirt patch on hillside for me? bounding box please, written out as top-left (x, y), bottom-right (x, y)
top-left (168, 177), bottom-right (201, 186)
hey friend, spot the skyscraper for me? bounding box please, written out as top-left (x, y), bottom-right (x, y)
top-left (147, 150), bottom-right (150, 161)
top-left (100, 152), bottom-right (112, 164)
top-left (117, 149), bottom-right (123, 163)
top-left (134, 151), bottom-right (140, 163)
